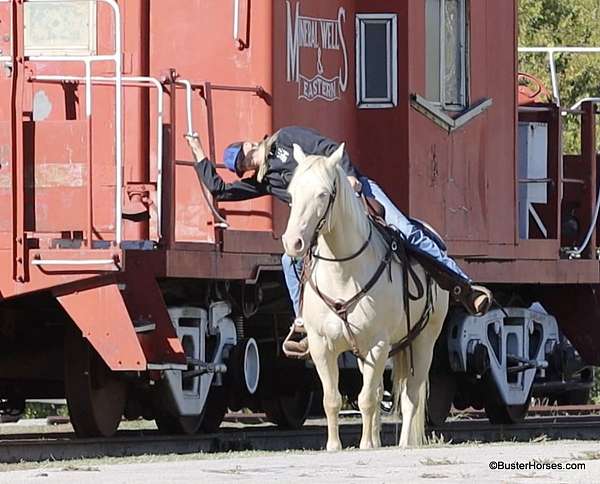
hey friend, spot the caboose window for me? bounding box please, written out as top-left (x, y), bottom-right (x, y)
top-left (355, 14), bottom-right (398, 109)
top-left (426, 0), bottom-right (469, 110)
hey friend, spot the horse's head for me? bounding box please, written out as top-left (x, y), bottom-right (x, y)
top-left (282, 143), bottom-right (345, 258)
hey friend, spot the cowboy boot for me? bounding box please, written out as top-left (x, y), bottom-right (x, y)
top-left (462, 284), bottom-right (493, 316)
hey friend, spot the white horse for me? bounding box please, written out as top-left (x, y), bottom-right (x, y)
top-left (282, 144), bottom-right (449, 450)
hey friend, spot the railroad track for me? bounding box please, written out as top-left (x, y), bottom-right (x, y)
top-left (1, 412), bottom-right (600, 464)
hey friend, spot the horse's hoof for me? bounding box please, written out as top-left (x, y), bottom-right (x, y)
top-left (326, 442), bottom-right (342, 452)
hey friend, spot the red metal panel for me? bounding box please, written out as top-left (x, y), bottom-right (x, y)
top-left (149, 0), bottom-right (274, 242)
top-left (273, 1), bottom-right (410, 212)
top-left (57, 283), bottom-right (146, 371)
top-left (24, 121), bottom-right (88, 233)
top-left (119, 267), bottom-right (186, 366)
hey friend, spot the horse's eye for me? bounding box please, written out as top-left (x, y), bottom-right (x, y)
top-left (318, 192), bottom-right (329, 199)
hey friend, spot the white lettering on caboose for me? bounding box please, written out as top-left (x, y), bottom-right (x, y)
top-left (286, 1), bottom-right (348, 103)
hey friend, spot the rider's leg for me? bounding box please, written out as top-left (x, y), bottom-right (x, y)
top-left (281, 253), bottom-right (303, 317)
top-left (363, 178), bottom-right (492, 315)
top-left (281, 254), bottom-right (309, 356)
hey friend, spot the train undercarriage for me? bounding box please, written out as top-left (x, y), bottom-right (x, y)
top-left (0, 269), bottom-right (593, 437)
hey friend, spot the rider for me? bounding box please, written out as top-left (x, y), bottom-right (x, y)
top-left (185, 126), bottom-right (492, 354)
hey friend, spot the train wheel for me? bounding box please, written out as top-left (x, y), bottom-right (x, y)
top-left (199, 385), bottom-right (228, 433)
top-left (155, 414), bottom-right (203, 435)
top-left (427, 371), bottom-right (457, 426)
top-left (485, 400), bottom-right (530, 424)
top-left (262, 388), bottom-right (314, 429)
top-left (484, 379), bottom-right (531, 424)
top-left (64, 325), bottom-right (127, 438)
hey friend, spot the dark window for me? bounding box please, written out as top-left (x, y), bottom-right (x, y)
top-left (356, 14), bottom-right (397, 108)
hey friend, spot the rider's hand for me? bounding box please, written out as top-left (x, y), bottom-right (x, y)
top-left (347, 176), bottom-right (363, 194)
top-left (185, 133), bottom-right (206, 161)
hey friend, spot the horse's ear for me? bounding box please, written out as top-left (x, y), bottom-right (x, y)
top-left (293, 144), bottom-right (306, 164)
top-left (327, 142), bottom-right (345, 168)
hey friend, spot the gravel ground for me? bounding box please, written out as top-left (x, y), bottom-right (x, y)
top-left (1, 440), bottom-right (599, 484)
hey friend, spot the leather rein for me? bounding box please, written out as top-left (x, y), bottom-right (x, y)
top-left (298, 184), bottom-right (433, 367)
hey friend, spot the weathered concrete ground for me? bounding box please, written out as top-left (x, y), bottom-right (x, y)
top-left (1, 440), bottom-right (599, 484)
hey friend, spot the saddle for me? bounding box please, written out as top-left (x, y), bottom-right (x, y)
top-left (363, 197), bottom-right (468, 297)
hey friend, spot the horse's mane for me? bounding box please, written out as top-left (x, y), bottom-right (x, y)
top-left (288, 154), bottom-right (369, 232)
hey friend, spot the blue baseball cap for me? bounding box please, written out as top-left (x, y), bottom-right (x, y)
top-left (223, 142), bottom-right (245, 177)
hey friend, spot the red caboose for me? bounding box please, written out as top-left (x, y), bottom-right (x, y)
top-left (0, 0), bottom-right (594, 436)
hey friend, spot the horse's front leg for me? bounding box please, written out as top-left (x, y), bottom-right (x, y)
top-left (308, 332), bottom-right (342, 452)
top-left (371, 376), bottom-right (384, 447)
top-left (357, 341), bottom-right (389, 449)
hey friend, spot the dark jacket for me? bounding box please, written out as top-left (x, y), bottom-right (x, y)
top-left (194, 126), bottom-right (362, 204)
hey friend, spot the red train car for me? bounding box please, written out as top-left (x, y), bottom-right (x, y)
top-left (0, 0), bottom-right (595, 436)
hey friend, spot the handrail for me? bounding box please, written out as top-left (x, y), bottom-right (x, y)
top-left (175, 79), bottom-right (194, 136)
top-left (14, 0), bottom-right (125, 245)
top-left (519, 48), bottom-right (600, 257)
top-left (30, 75), bottom-right (165, 240)
top-left (570, 97), bottom-right (600, 111)
top-left (233, 0), bottom-right (240, 42)
top-left (565, 99), bottom-right (600, 258)
top-left (32, 258), bottom-right (117, 267)
top-left (174, 79), bottom-right (229, 229)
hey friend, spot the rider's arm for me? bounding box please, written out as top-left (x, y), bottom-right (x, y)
top-left (193, 159), bottom-right (266, 202)
top-left (312, 134), bottom-right (360, 179)
top-left (186, 135), bottom-right (266, 202)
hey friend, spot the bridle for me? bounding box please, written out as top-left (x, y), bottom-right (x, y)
top-left (294, 179), bottom-right (433, 369)
top-left (296, 181), bottom-right (394, 360)
top-left (304, 181), bottom-right (373, 263)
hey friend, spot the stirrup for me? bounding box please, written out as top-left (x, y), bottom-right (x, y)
top-left (282, 324), bottom-right (310, 360)
top-left (292, 317), bottom-right (306, 332)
